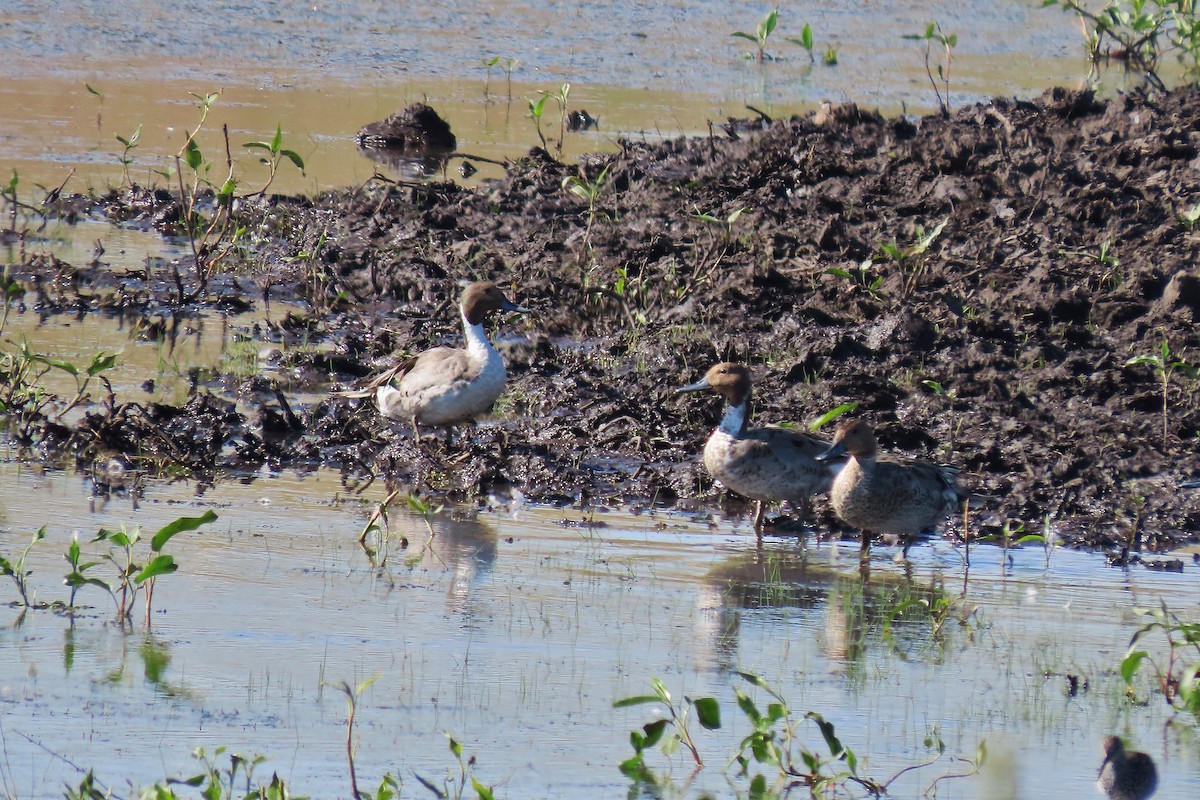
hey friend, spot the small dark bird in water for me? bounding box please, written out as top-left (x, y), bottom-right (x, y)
top-left (1097, 736), bottom-right (1158, 800)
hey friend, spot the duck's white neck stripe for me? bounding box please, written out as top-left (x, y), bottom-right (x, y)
top-left (462, 310), bottom-right (494, 357)
top-left (719, 401), bottom-right (747, 437)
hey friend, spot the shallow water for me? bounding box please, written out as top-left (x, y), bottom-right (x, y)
top-left (0, 1), bottom-right (1093, 194)
top-left (0, 465), bottom-right (1198, 799)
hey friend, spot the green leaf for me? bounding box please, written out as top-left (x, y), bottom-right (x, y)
top-left (809, 401), bottom-right (860, 431)
top-left (650, 677), bottom-right (671, 704)
top-left (134, 554), bottom-right (177, 584)
top-left (801, 22), bottom-right (813, 51)
top-left (86, 83), bottom-right (102, 97)
top-left (693, 697), bottom-right (721, 730)
top-left (641, 719), bottom-right (668, 749)
top-left (280, 149), bottom-right (305, 170)
top-left (185, 139), bottom-right (203, 171)
top-left (151, 509), bottom-right (218, 552)
top-left (1120, 649), bottom-right (1150, 686)
top-left (613, 694), bottom-right (661, 708)
top-left (270, 124), bottom-right (283, 153)
top-left (762, 10), bottom-right (778, 38)
top-left (87, 352), bottom-right (118, 376)
top-left (244, 141), bottom-right (272, 152)
top-left (825, 267), bottom-right (854, 279)
top-left (470, 777), bottom-right (494, 800)
top-left (731, 31), bottom-right (758, 42)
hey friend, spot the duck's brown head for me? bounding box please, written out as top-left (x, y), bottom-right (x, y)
top-left (818, 418), bottom-right (878, 461)
top-left (461, 281), bottom-right (526, 325)
top-left (676, 362), bottom-right (753, 407)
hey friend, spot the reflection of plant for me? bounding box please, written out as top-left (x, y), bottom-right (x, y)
top-left (1121, 600), bottom-right (1200, 714)
top-left (0, 527), bottom-right (46, 607)
top-left (903, 22), bottom-right (957, 117)
top-left (733, 8), bottom-right (779, 62)
top-left (1126, 339), bottom-right (1198, 447)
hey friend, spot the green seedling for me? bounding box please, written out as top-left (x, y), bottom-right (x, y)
top-left (903, 22), bottom-right (957, 117)
top-left (20, 344), bottom-right (118, 420)
top-left (115, 125), bottom-right (141, 186)
top-left (527, 93), bottom-right (549, 150)
top-left (1179, 200), bottom-right (1200, 230)
top-left (482, 54), bottom-right (500, 98)
top-left (787, 22), bottom-right (815, 62)
top-left (1042, 0), bottom-right (1200, 91)
top-left (614, 677), bottom-right (720, 773)
top-left (733, 8), bottom-right (779, 62)
top-left (824, 45), bottom-right (839, 65)
top-left (336, 676), bottom-right (401, 800)
top-left (0, 527), bottom-right (47, 607)
top-left (880, 217), bottom-right (948, 297)
top-left (3, 169), bottom-right (17, 235)
top-left (563, 163), bottom-right (611, 260)
top-left (63, 534), bottom-right (107, 610)
top-left (809, 401), bottom-right (860, 431)
top-left (91, 509), bottom-right (219, 625)
top-left (244, 124), bottom-right (305, 196)
top-left (503, 58), bottom-right (518, 99)
top-left (1121, 599), bottom-right (1200, 714)
top-left (85, 82), bottom-right (104, 133)
top-left (413, 734), bottom-right (495, 800)
top-left (1126, 339), bottom-right (1198, 447)
top-left (826, 258), bottom-right (884, 298)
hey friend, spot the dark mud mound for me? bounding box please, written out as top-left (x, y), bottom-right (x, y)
top-left (11, 86), bottom-right (1200, 552)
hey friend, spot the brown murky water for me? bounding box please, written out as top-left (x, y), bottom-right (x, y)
top-left (2, 2), bottom-right (1199, 798)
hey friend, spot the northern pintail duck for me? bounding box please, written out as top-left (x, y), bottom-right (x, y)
top-left (676, 362), bottom-right (843, 536)
top-left (1098, 736), bottom-right (1158, 800)
top-left (817, 419), bottom-right (963, 554)
top-left (353, 281), bottom-right (526, 439)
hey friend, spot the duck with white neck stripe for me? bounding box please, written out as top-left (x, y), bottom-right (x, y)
top-left (677, 362), bottom-right (843, 538)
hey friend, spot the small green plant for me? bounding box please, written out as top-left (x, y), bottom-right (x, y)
top-left (733, 8), bottom-right (780, 62)
top-left (826, 259), bottom-right (884, 298)
top-left (787, 22), bottom-right (815, 62)
top-left (413, 734), bottom-right (495, 800)
top-left (20, 344), bottom-right (118, 420)
top-left (1120, 599), bottom-right (1200, 713)
top-left (0, 527), bottom-right (47, 607)
top-left (614, 677), bottom-right (720, 774)
top-left (336, 676), bottom-right (402, 800)
top-left (1178, 199), bottom-right (1200, 230)
top-left (563, 163), bottom-right (611, 258)
top-left (903, 22), bottom-right (957, 117)
top-left (1126, 339), bottom-right (1198, 447)
top-left (880, 217), bottom-right (948, 297)
top-left (115, 124), bottom-right (141, 186)
top-left (244, 124), bottom-right (306, 196)
top-left (63, 533), bottom-right (108, 610)
top-left (527, 93), bottom-right (549, 150)
top-left (482, 54), bottom-right (500, 98)
top-left (91, 510), bottom-right (219, 625)
top-left (823, 45), bottom-right (839, 65)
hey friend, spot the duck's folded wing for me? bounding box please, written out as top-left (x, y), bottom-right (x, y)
top-left (334, 354), bottom-right (421, 399)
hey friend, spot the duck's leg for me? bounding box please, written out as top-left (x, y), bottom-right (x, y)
top-left (860, 529), bottom-right (871, 553)
top-left (753, 500), bottom-right (766, 537)
top-left (411, 415), bottom-right (423, 444)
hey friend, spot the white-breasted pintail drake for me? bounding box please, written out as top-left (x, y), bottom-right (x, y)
top-left (1098, 736), bottom-right (1158, 800)
top-left (817, 419), bottom-right (964, 555)
top-left (676, 362), bottom-right (843, 537)
top-left (351, 281), bottom-right (526, 440)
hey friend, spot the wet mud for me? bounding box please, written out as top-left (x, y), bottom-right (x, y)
top-left (8, 86), bottom-right (1200, 554)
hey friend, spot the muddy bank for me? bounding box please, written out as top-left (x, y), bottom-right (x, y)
top-left (7, 86), bottom-right (1200, 554)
